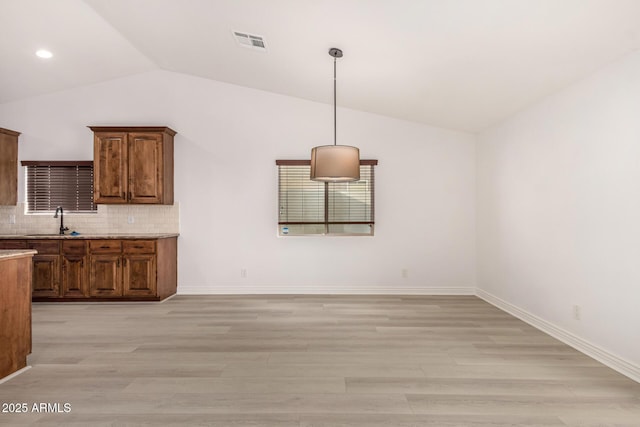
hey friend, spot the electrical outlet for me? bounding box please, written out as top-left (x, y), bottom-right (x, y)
top-left (241, 268), bottom-right (247, 278)
top-left (401, 268), bottom-right (409, 279)
top-left (572, 305), bottom-right (581, 320)
top-left (127, 215), bottom-right (135, 224)
top-left (9, 214), bottom-right (16, 224)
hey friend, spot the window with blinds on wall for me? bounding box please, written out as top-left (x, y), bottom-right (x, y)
top-left (276, 160), bottom-right (377, 236)
top-left (22, 161), bottom-right (97, 213)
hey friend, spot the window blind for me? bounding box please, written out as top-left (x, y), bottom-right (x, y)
top-left (22, 161), bottom-right (96, 213)
top-left (276, 160), bottom-right (377, 234)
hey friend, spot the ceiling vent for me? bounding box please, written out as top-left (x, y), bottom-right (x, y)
top-left (233, 31), bottom-right (267, 51)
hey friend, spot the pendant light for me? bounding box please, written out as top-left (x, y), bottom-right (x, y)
top-left (310, 48), bottom-right (360, 182)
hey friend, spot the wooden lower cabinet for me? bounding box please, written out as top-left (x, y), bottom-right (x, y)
top-left (90, 243), bottom-right (158, 297)
top-left (0, 251), bottom-right (33, 380)
top-left (62, 254), bottom-right (88, 297)
top-left (89, 254), bottom-right (122, 297)
top-left (85, 238), bottom-right (176, 300)
top-left (32, 255), bottom-right (60, 298)
top-left (61, 240), bottom-right (88, 298)
top-left (28, 240), bottom-right (61, 298)
top-left (123, 254), bottom-right (156, 297)
top-left (122, 239), bottom-right (157, 297)
top-left (0, 237), bottom-right (176, 301)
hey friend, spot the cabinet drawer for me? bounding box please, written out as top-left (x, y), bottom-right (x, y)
top-left (89, 240), bottom-right (122, 253)
top-left (28, 240), bottom-right (60, 254)
top-left (62, 240), bottom-right (87, 255)
top-left (0, 240), bottom-right (28, 249)
top-left (123, 240), bottom-right (156, 254)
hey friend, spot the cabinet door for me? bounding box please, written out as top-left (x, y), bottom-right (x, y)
top-left (62, 255), bottom-right (88, 297)
top-left (89, 255), bottom-right (122, 297)
top-left (128, 133), bottom-right (163, 204)
top-left (32, 255), bottom-right (60, 298)
top-left (94, 132), bottom-right (128, 204)
top-left (123, 254), bottom-right (156, 297)
top-left (0, 128), bottom-right (19, 206)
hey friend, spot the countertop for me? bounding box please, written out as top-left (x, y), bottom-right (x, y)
top-left (0, 233), bottom-right (179, 240)
top-left (0, 250), bottom-right (37, 260)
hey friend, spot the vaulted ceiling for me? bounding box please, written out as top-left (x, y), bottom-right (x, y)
top-left (2, 0), bottom-right (640, 132)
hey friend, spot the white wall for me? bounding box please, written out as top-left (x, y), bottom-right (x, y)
top-left (477, 50), bottom-right (640, 369)
top-left (0, 70), bottom-right (476, 294)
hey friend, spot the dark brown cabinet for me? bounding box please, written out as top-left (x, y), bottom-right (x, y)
top-left (61, 240), bottom-right (88, 298)
top-left (91, 127), bottom-right (175, 205)
top-left (89, 239), bottom-right (158, 297)
top-left (62, 255), bottom-right (87, 297)
top-left (0, 251), bottom-right (33, 380)
top-left (123, 254), bottom-right (156, 296)
top-left (128, 132), bottom-right (165, 204)
top-left (31, 255), bottom-right (60, 298)
top-left (0, 237), bottom-right (177, 301)
top-left (28, 241), bottom-right (61, 298)
top-left (0, 127), bottom-right (19, 205)
top-left (22, 240), bottom-right (90, 298)
top-left (92, 132), bottom-right (128, 203)
top-left (88, 239), bottom-right (123, 297)
top-left (123, 240), bottom-right (156, 297)
top-left (89, 254), bottom-right (122, 297)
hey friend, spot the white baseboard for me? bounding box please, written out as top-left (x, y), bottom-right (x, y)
top-left (476, 288), bottom-right (640, 384)
top-left (178, 284), bottom-right (475, 295)
top-left (0, 366), bottom-right (31, 384)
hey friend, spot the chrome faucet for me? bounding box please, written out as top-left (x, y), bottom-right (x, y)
top-left (53, 206), bottom-right (69, 235)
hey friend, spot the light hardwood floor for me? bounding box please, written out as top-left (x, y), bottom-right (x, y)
top-left (0, 295), bottom-right (639, 426)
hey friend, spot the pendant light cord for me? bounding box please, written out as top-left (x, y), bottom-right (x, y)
top-left (333, 55), bottom-right (337, 146)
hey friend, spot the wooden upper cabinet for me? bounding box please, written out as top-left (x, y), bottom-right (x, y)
top-left (93, 132), bottom-right (128, 204)
top-left (128, 132), bottom-right (163, 204)
top-left (90, 127), bottom-right (175, 205)
top-left (0, 127), bottom-right (20, 205)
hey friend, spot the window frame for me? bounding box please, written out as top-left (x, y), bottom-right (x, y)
top-left (276, 159), bottom-right (377, 236)
top-left (22, 160), bottom-right (97, 214)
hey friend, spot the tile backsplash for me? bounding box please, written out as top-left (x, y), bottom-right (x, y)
top-left (0, 202), bottom-right (179, 235)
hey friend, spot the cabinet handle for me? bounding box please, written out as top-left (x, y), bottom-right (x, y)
top-left (122, 192), bottom-right (126, 199)
top-left (117, 259), bottom-right (120, 267)
top-left (128, 192), bottom-right (132, 200)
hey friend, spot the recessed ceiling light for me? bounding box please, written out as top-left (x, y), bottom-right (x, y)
top-left (35, 49), bottom-right (53, 59)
